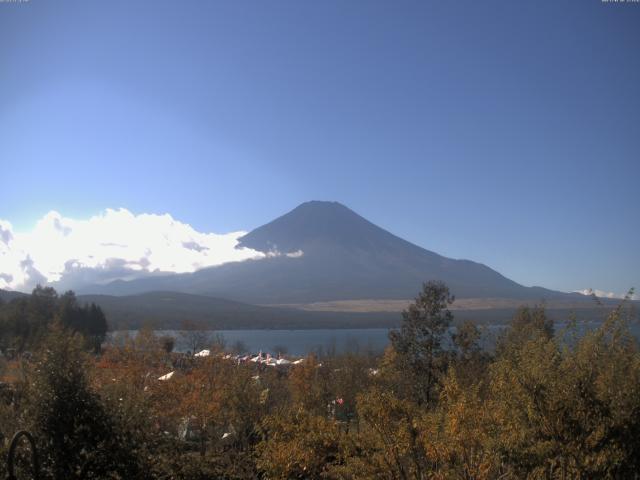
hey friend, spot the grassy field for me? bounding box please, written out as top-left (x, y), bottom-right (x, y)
top-left (267, 296), bottom-right (627, 313)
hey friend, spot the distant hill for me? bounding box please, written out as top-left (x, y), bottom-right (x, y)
top-left (76, 291), bottom-right (631, 331)
top-left (76, 291), bottom-right (399, 330)
top-left (83, 201), bottom-right (582, 304)
top-left (2, 289), bottom-right (629, 331)
top-left (0, 289), bottom-right (28, 303)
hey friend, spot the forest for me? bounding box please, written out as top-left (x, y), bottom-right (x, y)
top-left (0, 282), bottom-right (639, 479)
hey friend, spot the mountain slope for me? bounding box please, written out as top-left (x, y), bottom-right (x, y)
top-left (84, 201), bottom-right (574, 304)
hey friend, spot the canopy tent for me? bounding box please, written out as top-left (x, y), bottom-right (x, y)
top-left (158, 371), bottom-right (175, 381)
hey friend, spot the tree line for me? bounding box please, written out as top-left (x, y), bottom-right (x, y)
top-left (0, 286), bottom-right (108, 353)
top-left (0, 281), bottom-right (638, 479)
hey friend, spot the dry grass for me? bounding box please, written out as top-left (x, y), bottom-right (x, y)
top-left (267, 297), bottom-right (614, 313)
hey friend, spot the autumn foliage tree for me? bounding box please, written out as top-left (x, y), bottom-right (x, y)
top-left (3, 282), bottom-right (639, 480)
top-left (489, 298), bottom-right (640, 478)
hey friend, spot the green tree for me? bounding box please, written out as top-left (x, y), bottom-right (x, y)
top-left (388, 280), bottom-right (454, 405)
top-left (451, 320), bottom-right (490, 388)
top-left (26, 325), bottom-right (146, 479)
top-left (495, 304), bottom-right (553, 357)
top-left (57, 291), bottom-right (108, 352)
top-left (0, 287), bottom-right (107, 353)
top-left (451, 320), bottom-right (481, 359)
top-left (159, 335), bottom-right (176, 353)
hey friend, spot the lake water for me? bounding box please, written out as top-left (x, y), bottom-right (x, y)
top-left (110, 328), bottom-right (394, 356)
top-left (110, 321), bottom-right (640, 356)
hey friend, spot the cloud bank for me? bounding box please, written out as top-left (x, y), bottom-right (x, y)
top-left (574, 288), bottom-right (638, 301)
top-left (0, 209), bottom-right (264, 291)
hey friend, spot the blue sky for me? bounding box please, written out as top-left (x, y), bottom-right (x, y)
top-left (0, 0), bottom-right (638, 295)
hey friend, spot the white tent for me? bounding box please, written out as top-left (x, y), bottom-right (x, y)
top-left (250, 351), bottom-right (264, 363)
top-left (158, 371), bottom-right (175, 381)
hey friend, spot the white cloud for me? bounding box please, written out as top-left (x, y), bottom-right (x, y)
top-left (574, 288), bottom-right (638, 301)
top-left (262, 248), bottom-right (305, 259)
top-left (0, 209), bottom-right (265, 291)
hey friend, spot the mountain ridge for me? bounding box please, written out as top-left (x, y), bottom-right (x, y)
top-left (2, 287), bottom-right (630, 332)
top-left (77, 201), bottom-right (579, 304)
